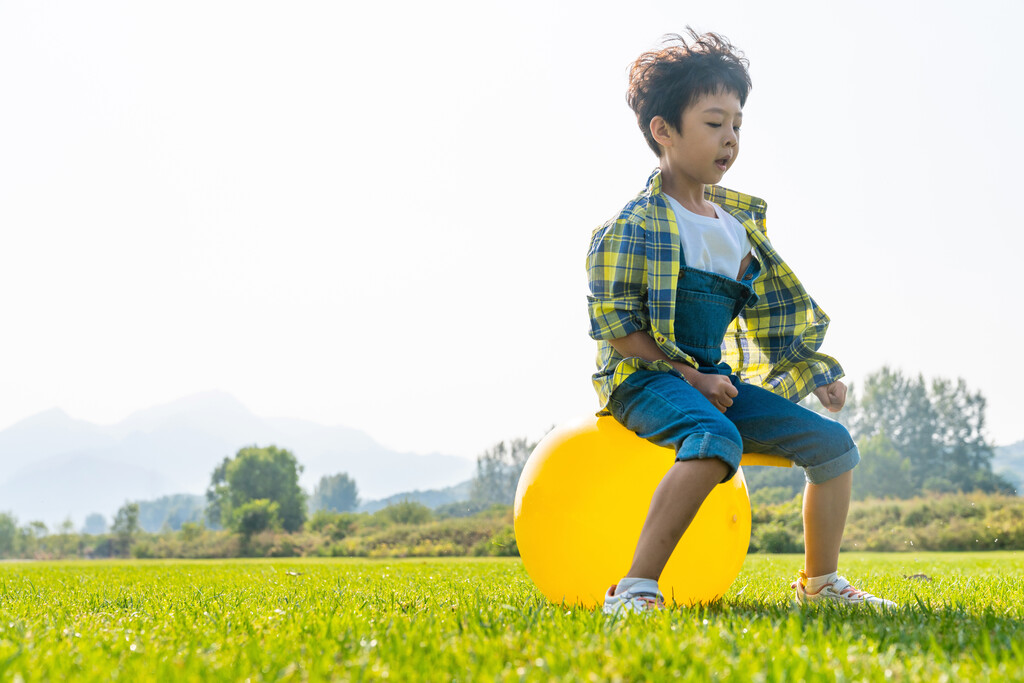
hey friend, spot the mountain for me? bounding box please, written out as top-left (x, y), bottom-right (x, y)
top-left (994, 440), bottom-right (1024, 494)
top-left (357, 479), bottom-right (473, 513)
top-left (0, 392), bottom-right (475, 528)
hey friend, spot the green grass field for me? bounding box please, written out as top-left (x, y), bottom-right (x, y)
top-left (1, 553), bottom-right (1022, 681)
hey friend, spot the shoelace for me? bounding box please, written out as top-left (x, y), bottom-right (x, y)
top-left (625, 593), bottom-right (664, 609)
top-left (836, 583), bottom-right (867, 599)
top-left (794, 575), bottom-right (869, 599)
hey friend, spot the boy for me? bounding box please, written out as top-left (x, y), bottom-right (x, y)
top-left (586, 30), bottom-right (895, 613)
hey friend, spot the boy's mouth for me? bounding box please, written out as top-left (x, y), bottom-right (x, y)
top-left (715, 157), bottom-right (730, 171)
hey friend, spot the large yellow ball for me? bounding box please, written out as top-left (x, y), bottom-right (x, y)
top-left (514, 415), bottom-right (752, 608)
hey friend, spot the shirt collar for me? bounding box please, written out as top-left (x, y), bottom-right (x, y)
top-left (643, 167), bottom-right (767, 219)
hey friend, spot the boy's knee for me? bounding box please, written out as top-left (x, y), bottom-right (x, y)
top-left (676, 419), bottom-right (743, 481)
top-left (824, 419), bottom-right (856, 458)
top-left (803, 420), bottom-right (860, 485)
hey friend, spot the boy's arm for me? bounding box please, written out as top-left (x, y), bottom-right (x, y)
top-left (607, 331), bottom-right (739, 413)
top-left (812, 382), bottom-right (847, 412)
top-left (586, 218), bottom-right (649, 341)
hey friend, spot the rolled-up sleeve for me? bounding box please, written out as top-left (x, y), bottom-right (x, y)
top-left (586, 218), bottom-right (649, 341)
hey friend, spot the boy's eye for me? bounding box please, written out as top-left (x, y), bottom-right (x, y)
top-left (706, 123), bottom-right (722, 128)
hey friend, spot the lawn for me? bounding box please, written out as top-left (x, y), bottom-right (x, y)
top-left (1, 553), bottom-right (1022, 681)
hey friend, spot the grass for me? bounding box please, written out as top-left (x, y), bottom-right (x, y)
top-left (0, 553), bottom-right (1022, 681)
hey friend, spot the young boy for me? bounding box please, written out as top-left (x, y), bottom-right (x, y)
top-left (586, 30), bottom-right (895, 613)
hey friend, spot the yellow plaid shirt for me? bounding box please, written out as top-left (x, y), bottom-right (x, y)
top-left (586, 168), bottom-right (844, 412)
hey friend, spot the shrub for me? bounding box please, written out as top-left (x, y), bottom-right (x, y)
top-left (751, 521), bottom-right (801, 554)
top-left (749, 486), bottom-right (795, 507)
top-left (232, 499), bottom-right (282, 537)
top-left (375, 501), bottom-right (432, 526)
top-left (306, 510), bottom-right (358, 540)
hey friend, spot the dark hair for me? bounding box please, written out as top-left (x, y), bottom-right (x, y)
top-left (627, 29), bottom-right (752, 156)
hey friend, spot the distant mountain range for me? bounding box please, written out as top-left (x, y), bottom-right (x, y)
top-left (356, 479), bottom-right (473, 514)
top-left (0, 392), bottom-right (475, 529)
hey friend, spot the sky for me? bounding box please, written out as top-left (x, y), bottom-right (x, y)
top-left (1, 0), bottom-right (1022, 464)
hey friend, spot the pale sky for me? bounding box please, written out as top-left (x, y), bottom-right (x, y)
top-left (2, 0), bottom-right (1022, 463)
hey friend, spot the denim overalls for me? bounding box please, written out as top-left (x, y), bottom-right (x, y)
top-left (607, 219), bottom-right (860, 484)
top-left (673, 258), bottom-right (760, 375)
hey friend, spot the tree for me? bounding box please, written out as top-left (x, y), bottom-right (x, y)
top-left (206, 445), bottom-right (307, 533)
top-left (746, 367), bottom-right (1012, 500)
top-left (852, 433), bottom-right (913, 500)
top-left (847, 367), bottom-right (1010, 496)
top-left (929, 377), bottom-right (996, 490)
top-left (112, 503), bottom-right (140, 557)
top-left (855, 367), bottom-right (938, 487)
top-left (232, 499), bottom-right (281, 537)
top-left (0, 512), bottom-right (18, 557)
top-left (471, 437), bottom-right (536, 505)
top-left (310, 473), bottom-right (360, 513)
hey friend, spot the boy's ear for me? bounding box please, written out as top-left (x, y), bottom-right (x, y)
top-left (649, 116), bottom-right (677, 149)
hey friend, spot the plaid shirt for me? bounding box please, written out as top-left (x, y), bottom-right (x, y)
top-left (586, 168), bottom-right (843, 412)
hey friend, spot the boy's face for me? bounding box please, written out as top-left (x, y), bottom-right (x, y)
top-left (654, 90), bottom-right (742, 186)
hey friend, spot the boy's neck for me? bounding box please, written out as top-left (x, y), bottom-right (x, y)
top-left (658, 164), bottom-right (715, 217)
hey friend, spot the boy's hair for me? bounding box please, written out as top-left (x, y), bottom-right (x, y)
top-left (627, 29), bottom-right (752, 156)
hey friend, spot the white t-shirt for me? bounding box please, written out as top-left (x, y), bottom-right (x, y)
top-left (664, 193), bottom-right (754, 279)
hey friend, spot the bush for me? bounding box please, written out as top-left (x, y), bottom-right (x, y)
top-left (474, 525), bottom-right (518, 557)
top-left (232, 499), bottom-right (282, 537)
top-left (306, 510), bottom-right (358, 540)
top-left (751, 521), bottom-right (801, 554)
top-left (749, 486), bottom-right (795, 507)
top-left (375, 501), bottom-right (432, 526)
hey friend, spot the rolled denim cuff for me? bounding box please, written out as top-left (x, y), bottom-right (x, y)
top-left (678, 432), bottom-right (743, 483)
top-left (803, 443), bottom-right (860, 485)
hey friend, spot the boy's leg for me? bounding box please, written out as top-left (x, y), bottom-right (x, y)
top-left (722, 379), bottom-right (859, 578)
top-left (626, 458), bottom-right (728, 579)
top-left (802, 470), bottom-right (852, 577)
top-left (608, 370), bottom-right (742, 582)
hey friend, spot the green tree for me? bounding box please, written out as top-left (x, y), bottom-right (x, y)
top-left (929, 377), bottom-right (998, 490)
top-left (206, 445), bottom-right (307, 533)
top-left (232, 499), bottom-right (281, 537)
top-left (112, 503), bottom-right (140, 557)
top-left (849, 367), bottom-right (1010, 496)
top-left (376, 500), bottom-right (432, 525)
top-left (0, 512), bottom-right (18, 557)
top-left (307, 509), bottom-right (358, 540)
top-left (15, 521), bottom-right (48, 558)
top-left (471, 437), bottom-right (536, 505)
top-left (852, 433), bottom-right (913, 500)
top-left (179, 521), bottom-right (204, 543)
top-left (310, 473), bottom-right (360, 513)
top-left (855, 367), bottom-right (938, 488)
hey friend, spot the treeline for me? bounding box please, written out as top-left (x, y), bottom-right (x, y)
top-left (0, 437), bottom-right (532, 560)
top-left (750, 492), bottom-right (1024, 553)
top-left (745, 367), bottom-right (1016, 500)
top-left (6, 492), bottom-right (1024, 560)
top-left (0, 501), bottom-right (516, 560)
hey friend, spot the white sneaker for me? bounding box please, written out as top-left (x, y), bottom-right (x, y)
top-left (793, 571), bottom-right (896, 608)
top-left (602, 584), bottom-right (666, 615)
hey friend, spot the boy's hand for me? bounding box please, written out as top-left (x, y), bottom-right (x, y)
top-left (813, 381), bottom-right (847, 413)
top-left (690, 373), bottom-right (739, 413)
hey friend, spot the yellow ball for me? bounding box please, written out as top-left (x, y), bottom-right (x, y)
top-left (514, 415), bottom-right (752, 608)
